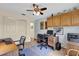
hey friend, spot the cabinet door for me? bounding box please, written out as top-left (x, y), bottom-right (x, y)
top-left (61, 13), bottom-right (72, 26)
top-left (72, 10), bottom-right (79, 26)
top-left (53, 15), bottom-right (61, 27)
top-left (47, 16), bottom-right (53, 27)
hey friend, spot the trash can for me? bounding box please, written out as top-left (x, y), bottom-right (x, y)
top-left (55, 42), bottom-right (61, 50)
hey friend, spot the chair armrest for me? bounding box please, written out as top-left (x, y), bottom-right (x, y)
top-left (14, 40), bottom-right (20, 42)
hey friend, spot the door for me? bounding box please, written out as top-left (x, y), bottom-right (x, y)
top-left (0, 16), bottom-right (4, 38)
top-left (15, 20), bottom-right (27, 40)
top-left (3, 18), bottom-right (16, 39)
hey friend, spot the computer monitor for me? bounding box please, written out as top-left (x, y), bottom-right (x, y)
top-left (47, 30), bottom-right (53, 35)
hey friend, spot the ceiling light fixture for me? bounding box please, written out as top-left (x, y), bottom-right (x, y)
top-left (33, 11), bottom-right (40, 15)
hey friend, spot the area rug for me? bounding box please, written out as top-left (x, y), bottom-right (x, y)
top-left (21, 45), bottom-right (53, 56)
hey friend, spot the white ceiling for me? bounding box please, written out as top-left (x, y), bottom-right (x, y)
top-left (0, 3), bottom-right (79, 20)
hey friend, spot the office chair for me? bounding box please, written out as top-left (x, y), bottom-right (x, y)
top-left (37, 34), bottom-right (43, 43)
top-left (37, 34), bottom-right (48, 50)
top-left (15, 36), bottom-right (26, 49)
top-left (14, 36), bottom-right (26, 56)
top-left (47, 30), bottom-right (53, 35)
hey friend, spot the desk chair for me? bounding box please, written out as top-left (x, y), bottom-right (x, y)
top-left (37, 34), bottom-right (48, 50)
top-left (14, 36), bottom-right (26, 56)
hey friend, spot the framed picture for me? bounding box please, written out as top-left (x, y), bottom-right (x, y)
top-left (40, 21), bottom-right (47, 30)
top-left (45, 21), bottom-right (47, 29)
top-left (40, 21), bottom-right (44, 30)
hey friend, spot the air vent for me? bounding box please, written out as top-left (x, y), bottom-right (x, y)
top-left (21, 13), bottom-right (26, 16)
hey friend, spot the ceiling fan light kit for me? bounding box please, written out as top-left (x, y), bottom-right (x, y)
top-left (26, 4), bottom-right (47, 15)
top-left (33, 11), bottom-right (40, 15)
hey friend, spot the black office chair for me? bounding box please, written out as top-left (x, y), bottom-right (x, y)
top-left (37, 34), bottom-right (43, 43)
top-left (14, 36), bottom-right (26, 56)
top-left (47, 30), bottom-right (53, 35)
top-left (17, 36), bottom-right (26, 49)
top-left (37, 34), bottom-right (48, 50)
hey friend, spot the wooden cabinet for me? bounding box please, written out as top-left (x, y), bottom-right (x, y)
top-left (47, 9), bottom-right (79, 27)
top-left (53, 15), bottom-right (61, 27)
top-left (61, 12), bottom-right (72, 26)
top-left (47, 16), bottom-right (53, 27)
top-left (72, 10), bottom-right (79, 26)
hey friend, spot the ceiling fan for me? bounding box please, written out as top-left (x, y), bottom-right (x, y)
top-left (26, 4), bottom-right (47, 15)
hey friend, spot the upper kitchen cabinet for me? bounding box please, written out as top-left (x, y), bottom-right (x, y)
top-left (53, 15), bottom-right (61, 27)
top-left (47, 16), bottom-right (53, 27)
top-left (72, 9), bottom-right (79, 26)
top-left (61, 12), bottom-right (72, 26)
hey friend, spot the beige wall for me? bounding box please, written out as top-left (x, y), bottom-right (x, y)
top-left (0, 16), bottom-right (27, 41)
top-left (26, 20), bottom-right (35, 42)
top-left (34, 18), bottom-right (47, 38)
top-left (0, 10), bottom-right (35, 42)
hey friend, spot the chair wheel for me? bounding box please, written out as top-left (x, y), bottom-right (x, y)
top-left (19, 52), bottom-right (25, 56)
top-left (19, 54), bottom-right (25, 56)
top-left (46, 47), bottom-right (47, 49)
top-left (19, 49), bottom-right (23, 51)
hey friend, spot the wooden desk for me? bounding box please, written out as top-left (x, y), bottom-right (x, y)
top-left (0, 41), bottom-right (18, 56)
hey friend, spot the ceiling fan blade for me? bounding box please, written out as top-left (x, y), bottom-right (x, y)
top-left (40, 12), bottom-right (43, 15)
top-left (33, 4), bottom-right (36, 7)
top-left (40, 8), bottom-right (47, 11)
top-left (26, 10), bottom-right (33, 11)
top-left (33, 3), bottom-right (38, 8)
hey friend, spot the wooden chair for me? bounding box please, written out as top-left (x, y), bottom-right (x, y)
top-left (67, 49), bottom-right (79, 56)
